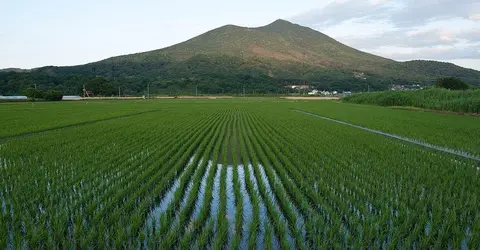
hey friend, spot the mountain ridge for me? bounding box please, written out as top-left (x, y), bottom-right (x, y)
top-left (1, 19), bottom-right (479, 95)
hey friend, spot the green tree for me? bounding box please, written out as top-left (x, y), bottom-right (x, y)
top-left (23, 87), bottom-right (43, 101)
top-left (435, 77), bottom-right (469, 90)
top-left (85, 77), bottom-right (116, 96)
top-left (42, 90), bottom-right (63, 101)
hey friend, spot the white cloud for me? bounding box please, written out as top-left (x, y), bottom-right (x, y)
top-left (291, 0), bottom-right (480, 69)
top-left (470, 13), bottom-right (480, 20)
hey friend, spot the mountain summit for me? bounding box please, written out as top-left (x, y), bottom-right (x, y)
top-left (108, 19), bottom-right (391, 72)
top-left (2, 19), bottom-right (480, 95)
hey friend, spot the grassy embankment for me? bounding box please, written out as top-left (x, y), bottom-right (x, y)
top-left (342, 88), bottom-right (480, 113)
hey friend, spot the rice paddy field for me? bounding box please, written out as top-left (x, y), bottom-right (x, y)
top-left (0, 99), bottom-right (479, 249)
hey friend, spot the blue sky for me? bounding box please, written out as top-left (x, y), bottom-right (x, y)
top-left (1, 0), bottom-right (479, 70)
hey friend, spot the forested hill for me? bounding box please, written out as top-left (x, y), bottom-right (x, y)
top-left (2, 19), bottom-right (480, 96)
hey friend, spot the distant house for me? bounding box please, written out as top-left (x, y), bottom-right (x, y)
top-left (390, 84), bottom-right (423, 91)
top-left (353, 72), bottom-right (367, 80)
top-left (285, 84), bottom-right (311, 89)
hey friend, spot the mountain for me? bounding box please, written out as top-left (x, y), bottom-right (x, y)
top-left (1, 19), bottom-right (480, 96)
top-left (0, 68), bottom-right (31, 73)
top-left (108, 19), bottom-right (393, 70)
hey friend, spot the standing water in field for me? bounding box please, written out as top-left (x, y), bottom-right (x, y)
top-left (238, 165), bottom-right (253, 250)
top-left (189, 160), bottom-right (213, 225)
top-left (226, 166), bottom-right (236, 246)
top-left (268, 164), bottom-right (307, 243)
top-left (247, 164), bottom-right (278, 250)
top-left (144, 156), bottom-right (197, 234)
top-left (210, 164), bottom-right (222, 224)
top-left (257, 164), bottom-right (295, 248)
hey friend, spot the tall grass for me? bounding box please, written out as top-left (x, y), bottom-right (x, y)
top-left (342, 88), bottom-right (480, 113)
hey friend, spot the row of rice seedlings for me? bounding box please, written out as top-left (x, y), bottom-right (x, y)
top-left (244, 111), bottom-right (313, 247)
top-left (237, 114), bottom-right (265, 250)
top-left (230, 111), bottom-right (244, 250)
top-left (146, 155), bottom-right (196, 227)
top-left (144, 111), bottom-right (228, 247)
top-left (212, 111), bottom-right (234, 249)
top-left (178, 112), bottom-right (230, 248)
top-left (240, 111), bottom-right (289, 249)
top-left (243, 111), bottom-right (307, 250)
top-left (2, 120), bottom-right (133, 221)
top-left (189, 160), bottom-right (213, 223)
top-left (93, 114), bottom-right (209, 248)
top-left (144, 155), bottom-right (199, 234)
top-left (237, 165), bottom-right (253, 249)
top-left (85, 114), bottom-right (210, 247)
top-left (267, 111), bottom-right (399, 247)
top-left (0, 113), bottom-right (184, 248)
top-left (224, 113), bottom-right (237, 248)
top-left (264, 222), bottom-right (274, 250)
top-left (252, 110), bottom-right (370, 247)
top-left (99, 112), bottom-right (224, 248)
top-left (225, 167), bottom-right (236, 245)
top-left (212, 163), bottom-right (228, 250)
top-left (312, 123), bottom-right (478, 247)
top-left (194, 219), bottom-right (215, 250)
top-left (273, 107), bottom-right (480, 247)
top-left (13, 118), bottom-right (156, 247)
top-left (158, 111), bottom-right (233, 249)
top-left (178, 162), bottom-right (216, 247)
top-left (80, 110), bottom-right (218, 247)
top-left (250, 110), bottom-right (382, 247)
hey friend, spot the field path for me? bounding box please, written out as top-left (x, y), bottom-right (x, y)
top-left (295, 109), bottom-right (480, 162)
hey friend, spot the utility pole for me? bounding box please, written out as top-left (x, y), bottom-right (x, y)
top-left (83, 85), bottom-right (86, 98)
top-left (196, 84), bottom-right (198, 98)
top-left (243, 85), bottom-right (245, 98)
top-left (147, 84), bottom-right (150, 99)
top-left (34, 84), bottom-right (37, 100)
top-left (118, 87), bottom-right (120, 98)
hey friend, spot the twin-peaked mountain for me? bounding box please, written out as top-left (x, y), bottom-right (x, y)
top-left (1, 19), bottom-right (479, 95)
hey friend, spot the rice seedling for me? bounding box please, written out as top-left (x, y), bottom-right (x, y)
top-left (0, 99), bottom-right (478, 249)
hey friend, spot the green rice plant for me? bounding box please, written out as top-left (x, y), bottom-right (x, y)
top-left (264, 222), bottom-right (273, 250)
top-left (238, 114), bottom-right (261, 250)
top-left (241, 115), bottom-right (291, 250)
top-left (230, 112), bottom-right (243, 250)
top-left (196, 219), bottom-right (214, 250)
top-left (0, 99), bottom-right (479, 248)
top-left (159, 112), bottom-right (233, 248)
top-left (212, 123), bottom-right (230, 250)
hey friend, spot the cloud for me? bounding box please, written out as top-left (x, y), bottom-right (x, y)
top-left (470, 13), bottom-right (480, 20)
top-left (370, 44), bottom-right (480, 60)
top-left (290, 0), bottom-right (480, 65)
top-left (291, 0), bottom-right (397, 26)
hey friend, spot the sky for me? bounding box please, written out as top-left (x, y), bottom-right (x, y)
top-left (1, 0), bottom-right (479, 70)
